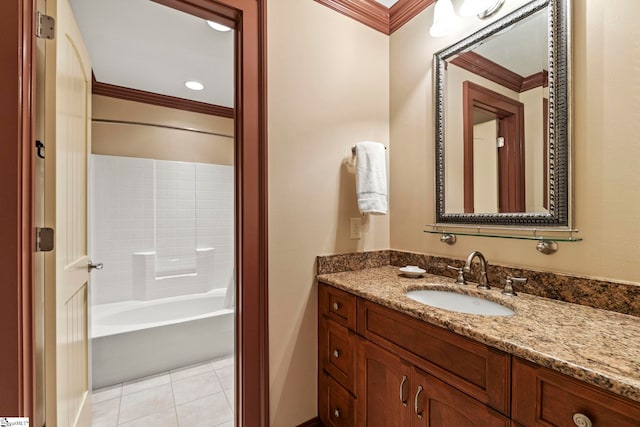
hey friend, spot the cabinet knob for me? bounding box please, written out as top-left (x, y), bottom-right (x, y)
top-left (333, 349), bottom-right (341, 358)
top-left (332, 302), bottom-right (340, 310)
top-left (573, 413), bottom-right (593, 427)
top-left (333, 408), bottom-right (341, 418)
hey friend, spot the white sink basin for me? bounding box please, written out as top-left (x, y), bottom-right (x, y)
top-left (405, 290), bottom-right (514, 316)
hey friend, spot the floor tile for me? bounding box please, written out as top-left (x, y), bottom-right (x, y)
top-left (122, 373), bottom-right (170, 395)
top-left (170, 361), bottom-right (214, 382)
top-left (118, 383), bottom-right (174, 424)
top-left (211, 356), bottom-right (233, 371)
top-left (117, 407), bottom-right (178, 427)
top-left (92, 384), bottom-right (123, 404)
top-left (91, 397), bottom-right (120, 427)
top-left (176, 392), bottom-right (233, 427)
top-left (213, 365), bottom-right (234, 391)
top-left (172, 371), bottom-right (222, 405)
top-left (215, 421), bottom-right (234, 427)
top-left (223, 388), bottom-right (234, 411)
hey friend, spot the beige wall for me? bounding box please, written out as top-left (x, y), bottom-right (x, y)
top-left (390, 0), bottom-right (640, 284)
top-left (267, 0), bottom-right (390, 424)
top-left (92, 95), bottom-right (234, 164)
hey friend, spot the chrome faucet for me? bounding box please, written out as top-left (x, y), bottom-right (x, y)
top-left (463, 251), bottom-right (490, 290)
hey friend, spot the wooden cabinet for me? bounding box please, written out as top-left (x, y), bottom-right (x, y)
top-left (356, 338), bottom-right (413, 426)
top-left (317, 283), bottom-right (640, 427)
top-left (358, 298), bottom-right (511, 415)
top-left (318, 285), bottom-right (358, 426)
top-left (356, 337), bottom-right (509, 427)
top-left (512, 357), bottom-right (640, 427)
top-left (414, 369), bottom-right (509, 427)
top-left (319, 371), bottom-right (355, 427)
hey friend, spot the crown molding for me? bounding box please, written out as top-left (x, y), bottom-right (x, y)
top-left (92, 74), bottom-right (234, 119)
top-left (314, 0), bottom-right (390, 34)
top-left (390, 0), bottom-right (435, 33)
top-left (451, 51), bottom-right (549, 93)
top-left (314, 0), bottom-right (435, 35)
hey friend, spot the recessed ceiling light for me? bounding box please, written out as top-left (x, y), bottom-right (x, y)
top-left (185, 81), bottom-right (205, 91)
top-left (206, 20), bottom-right (232, 32)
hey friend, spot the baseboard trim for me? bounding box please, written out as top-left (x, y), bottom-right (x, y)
top-left (296, 416), bottom-right (323, 427)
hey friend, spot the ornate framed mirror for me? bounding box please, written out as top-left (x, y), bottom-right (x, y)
top-left (434, 0), bottom-right (571, 226)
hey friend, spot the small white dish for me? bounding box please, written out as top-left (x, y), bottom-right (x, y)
top-left (399, 265), bottom-right (426, 278)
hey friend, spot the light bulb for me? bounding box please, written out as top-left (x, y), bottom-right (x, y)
top-left (459, 0), bottom-right (496, 17)
top-left (430, 0), bottom-right (459, 38)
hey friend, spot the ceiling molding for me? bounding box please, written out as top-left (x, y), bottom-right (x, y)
top-left (452, 52), bottom-right (548, 93)
top-left (451, 51), bottom-right (524, 93)
top-left (314, 0), bottom-right (434, 35)
top-left (92, 77), bottom-right (234, 119)
top-left (389, 0), bottom-right (435, 34)
top-left (313, 0), bottom-right (390, 34)
top-left (520, 70), bottom-right (548, 92)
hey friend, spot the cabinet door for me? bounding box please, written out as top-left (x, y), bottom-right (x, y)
top-left (357, 338), bottom-right (413, 427)
top-left (413, 369), bottom-right (510, 427)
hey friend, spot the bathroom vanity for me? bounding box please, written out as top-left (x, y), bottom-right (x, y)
top-left (316, 267), bottom-right (640, 427)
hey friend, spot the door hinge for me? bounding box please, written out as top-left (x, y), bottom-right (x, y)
top-left (35, 227), bottom-right (55, 252)
top-left (36, 11), bottom-right (55, 40)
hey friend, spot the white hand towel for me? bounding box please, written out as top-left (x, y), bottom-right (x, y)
top-left (355, 141), bottom-right (388, 215)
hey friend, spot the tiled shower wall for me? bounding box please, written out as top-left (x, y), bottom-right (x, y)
top-left (90, 155), bottom-right (234, 305)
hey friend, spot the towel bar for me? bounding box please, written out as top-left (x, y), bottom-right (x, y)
top-left (351, 144), bottom-right (387, 155)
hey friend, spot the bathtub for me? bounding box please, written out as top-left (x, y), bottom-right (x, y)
top-left (91, 288), bottom-right (234, 389)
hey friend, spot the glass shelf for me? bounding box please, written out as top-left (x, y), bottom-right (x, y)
top-left (424, 224), bottom-right (581, 254)
top-left (424, 229), bottom-right (582, 242)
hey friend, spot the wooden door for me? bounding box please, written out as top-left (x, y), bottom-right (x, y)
top-left (44, 0), bottom-right (93, 425)
top-left (356, 339), bottom-right (413, 426)
top-left (413, 369), bottom-right (509, 427)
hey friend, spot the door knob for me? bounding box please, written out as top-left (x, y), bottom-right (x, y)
top-left (88, 261), bottom-right (103, 271)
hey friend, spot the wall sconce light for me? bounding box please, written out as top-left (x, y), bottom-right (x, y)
top-left (430, 0), bottom-right (506, 37)
top-left (429, 0), bottom-right (459, 37)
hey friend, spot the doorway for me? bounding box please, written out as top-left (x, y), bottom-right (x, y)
top-left (463, 80), bottom-right (525, 213)
top-left (0, 0), bottom-right (267, 426)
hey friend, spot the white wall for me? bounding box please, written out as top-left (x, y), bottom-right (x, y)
top-left (90, 155), bottom-right (234, 305)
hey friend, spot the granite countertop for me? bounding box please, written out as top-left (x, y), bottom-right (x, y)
top-left (317, 265), bottom-right (640, 403)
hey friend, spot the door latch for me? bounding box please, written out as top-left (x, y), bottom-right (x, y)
top-left (35, 227), bottom-right (54, 252)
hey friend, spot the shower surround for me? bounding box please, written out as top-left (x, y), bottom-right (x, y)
top-left (90, 155), bottom-right (235, 387)
top-left (90, 154), bottom-right (235, 304)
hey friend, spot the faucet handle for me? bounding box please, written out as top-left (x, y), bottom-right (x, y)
top-left (447, 265), bottom-right (467, 286)
top-left (503, 276), bottom-right (527, 296)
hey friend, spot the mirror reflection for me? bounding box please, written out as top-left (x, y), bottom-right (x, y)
top-left (444, 6), bottom-right (548, 214)
top-left (435, 0), bottom-right (571, 226)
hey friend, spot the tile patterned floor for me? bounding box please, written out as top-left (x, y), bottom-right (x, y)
top-left (91, 356), bottom-right (234, 427)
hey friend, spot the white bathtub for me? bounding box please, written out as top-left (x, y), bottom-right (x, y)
top-left (92, 288), bottom-right (234, 389)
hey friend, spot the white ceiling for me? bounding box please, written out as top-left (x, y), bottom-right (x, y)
top-left (373, 0), bottom-right (400, 7)
top-left (69, 0), bottom-right (235, 107)
top-left (473, 8), bottom-right (548, 77)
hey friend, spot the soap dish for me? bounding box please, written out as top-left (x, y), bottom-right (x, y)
top-left (399, 266), bottom-right (426, 278)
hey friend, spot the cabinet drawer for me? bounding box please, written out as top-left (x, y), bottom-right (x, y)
top-left (319, 371), bottom-right (355, 427)
top-left (319, 317), bottom-right (356, 393)
top-left (358, 299), bottom-right (510, 415)
top-left (319, 283), bottom-right (357, 330)
top-left (512, 357), bottom-right (640, 427)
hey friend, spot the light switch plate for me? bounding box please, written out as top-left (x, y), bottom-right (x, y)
top-left (350, 217), bottom-right (362, 239)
